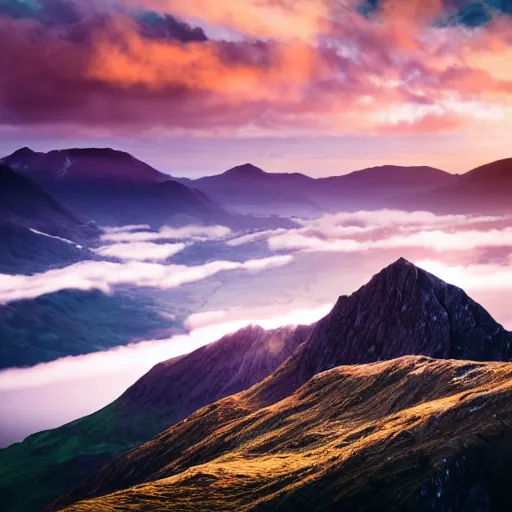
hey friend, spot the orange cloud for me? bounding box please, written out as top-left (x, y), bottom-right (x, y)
top-left (86, 17), bottom-right (332, 103)
top-left (2, 2), bottom-right (512, 137)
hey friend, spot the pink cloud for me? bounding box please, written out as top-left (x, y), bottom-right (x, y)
top-left (1, 3), bottom-right (512, 136)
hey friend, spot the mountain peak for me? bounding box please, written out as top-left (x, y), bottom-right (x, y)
top-left (383, 256), bottom-right (414, 271)
top-left (224, 163), bottom-right (267, 177)
top-left (250, 259), bottom-right (512, 405)
top-left (9, 146), bottom-right (36, 158)
top-left (49, 147), bottom-right (133, 160)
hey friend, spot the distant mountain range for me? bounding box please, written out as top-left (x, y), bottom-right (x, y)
top-left (1, 148), bottom-right (228, 227)
top-left (399, 157), bottom-right (512, 214)
top-left (3, 147), bottom-right (512, 223)
top-left (3, 258), bottom-right (512, 511)
top-left (177, 163), bottom-right (458, 216)
top-left (3, 147), bottom-right (169, 185)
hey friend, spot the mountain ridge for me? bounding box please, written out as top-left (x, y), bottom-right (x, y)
top-left (2, 258), bottom-right (512, 511)
top-left (52, 356), bottom-right (512, 512)
top-left (248, 257), bottom-right (512, 405)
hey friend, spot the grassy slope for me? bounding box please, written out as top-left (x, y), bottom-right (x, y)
top-left (59, 356), bottom-right (512, 511)
top-left (0, 326), bottom-right (309, 512)
top-left (0, 403), bottom-right (183, 512)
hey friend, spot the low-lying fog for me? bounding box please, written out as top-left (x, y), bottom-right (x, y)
top-left (2, 211), bottom-right (512, 447)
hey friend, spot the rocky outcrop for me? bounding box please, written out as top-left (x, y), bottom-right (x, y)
top-left (251, 258), bottom-right (512, 404)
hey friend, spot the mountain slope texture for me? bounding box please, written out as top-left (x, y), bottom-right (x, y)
top-left (55, 356), bottom-right (512, 512)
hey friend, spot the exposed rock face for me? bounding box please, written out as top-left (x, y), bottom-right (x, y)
top-left (251, 258), bottom-right (512, 404)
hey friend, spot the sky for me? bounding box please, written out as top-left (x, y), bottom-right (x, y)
top-left (1, 0), bottom-right (512, 177)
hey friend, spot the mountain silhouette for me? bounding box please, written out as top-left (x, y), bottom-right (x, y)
top-left (181, 163), bottom-right (457, 217)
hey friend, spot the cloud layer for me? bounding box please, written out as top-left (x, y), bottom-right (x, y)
top-left (229, 209), bottom-right (512, 255)
top-left (1, 0), bottom-right (512, 137)
top-left (93, 242), bottom-right (186, 261)
top-left (0, 300), bottom-right (330, 446)
top-left (0, 255), bottom-right (293, 304)
top-left (101, 224), bottom-right (232, 243)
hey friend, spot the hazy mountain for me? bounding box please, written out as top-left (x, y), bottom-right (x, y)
top-left (314, 164), bottom-right (459, 212)
top-left (1, 148), bottom-right (228, 227)
top-left (181, 163), bottom-right (322, 217)
top-left (0, 289), bottom-right (178, 370)
top-left (55, 356), bottom-right (512, 512)
top-left (0, 163), bottom-right (97, 243)
top-left (0, 325), bottom-right (312, 512)
top-left (2, 147), bottom-right (168, 186)
top-left (397, 157), bottom-right (512, 214)
top-left (180, 163), bottom-right (458, 216)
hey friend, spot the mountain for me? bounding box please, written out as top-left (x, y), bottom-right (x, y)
top-left (0, 220), bottom-right (87, 274)
top-left (53, 356), bottom-right (512, 512)
top-left (3, 259), bottom-right (512, 510)
top-left (0, 163), bottom-right (97, 243)
top-left (2, 147), bottom-right (168, 185)
top-left (397, 157), bottom-right (512, 214)
top-left (1, 148), bottom-right (228, 227)
top-left (314, 164), bottom-right (459, 212)
top-left (0, 325), bottom-right (312, 512)
top-left (180, 163), bottom-right (458, 217)
top-left (0, 289), bottom-right (178, 370)
top-left (182, 163), bottom-right (321, 217)
top-left (250, 257), bottom-right (512, 405)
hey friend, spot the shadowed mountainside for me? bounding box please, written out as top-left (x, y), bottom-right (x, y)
top-left (0, 325), bottom-right (312, 512)
top-left (0, 289), bottom-right (178, 370)
top-left (2, 148), bottom-right (296, 230)
top-left (2, 147), bottom-right (168, 186)
top-left (55, 356), bottom-right (512, 512)
top-left (1, 148), bottom-right (228, 227)
top-left (397, 157), bottom-right (512, 214)
top-left (0, 163), bottom-right (97, 243)
top-left (0, 220), bottom-right (88, 274)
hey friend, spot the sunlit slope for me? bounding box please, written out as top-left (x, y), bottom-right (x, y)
top-left (58, 356), bottom-right (512, 511)
top-left (0, 326), bottom-right (310, 512)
